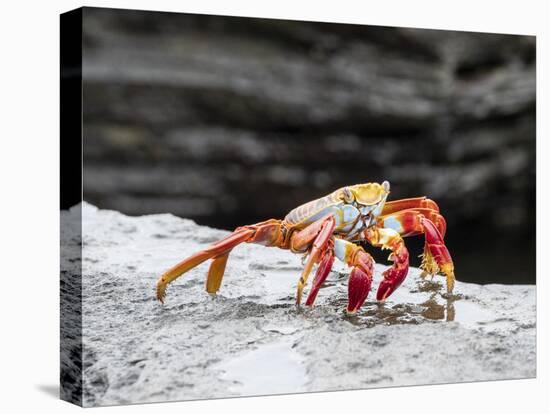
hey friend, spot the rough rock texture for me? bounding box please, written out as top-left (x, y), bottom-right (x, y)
top-left (60, 207), bottom-right (83, 405)
top-left (61, 204), bottom-right (536, 407)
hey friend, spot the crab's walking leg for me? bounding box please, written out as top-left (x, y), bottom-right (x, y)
top-left (156, 219), bottom-right (283, 303)
top-left (421, 217), bottom-right (455, 293)
top-left (381, 197), bottom-right (441, 217)
top-left (291, 215), bottom-right (336, 306)
top-left (333, 239), bottom-right (375, 313)
top-left (381, 207), bottom-right (447, 238)
top-left (363, 227), bottom-right (410, 301)
top-left (206, 251), bottom-right (231, 294)
top-left (378, 209), bottom-right (455, 293)
top-left (305, 252), bottom-right (335, 306)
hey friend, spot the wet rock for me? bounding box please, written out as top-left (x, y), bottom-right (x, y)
top-left (63, 203), bottom-right (535, 406)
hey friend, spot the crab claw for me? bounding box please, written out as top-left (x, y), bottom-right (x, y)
top-left (347, 267), bottom-right (373, 314)
top-left (333, 239), bottom-right (375, 314)
top-left (376, 268), bottom-right (406, 301)
top-left (376, 243), bottom-right (409, 301)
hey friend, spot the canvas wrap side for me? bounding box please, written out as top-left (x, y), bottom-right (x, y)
top-left (60, 7), bottom-right (83, 407)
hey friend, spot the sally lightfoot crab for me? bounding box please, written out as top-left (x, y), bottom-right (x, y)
top-left (156, 181), bottom-right (455, 314)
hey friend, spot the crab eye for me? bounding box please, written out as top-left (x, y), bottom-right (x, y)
top-left (342, 188), bottom-right (354, 203)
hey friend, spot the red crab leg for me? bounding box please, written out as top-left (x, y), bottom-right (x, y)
top-left (378, 209), bottom-right (454, 293)
top-left (421, 217), bottom-right (455, 293)
top-left (156, 219), bottom-right (283, 303)
top-left (363, 227), bottom-right (410, 301)
top-left (305, 251), bottom-right (335, 306)
top-left (333, 239), bottom-right (375, 313)
top-left (381, 197), bottom-right (440, 216)
top-left (380, 207), bottom-right (446, 238)
top-left (292, 215), bottom-right (336, 306)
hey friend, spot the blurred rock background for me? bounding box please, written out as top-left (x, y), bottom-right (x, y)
top-left (82, 7), bottom-right (535, 284)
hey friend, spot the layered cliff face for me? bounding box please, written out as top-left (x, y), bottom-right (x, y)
top-left (82, 8), bottom-right (535, 284)
top-left (62, 204), bottom-right (535, 406)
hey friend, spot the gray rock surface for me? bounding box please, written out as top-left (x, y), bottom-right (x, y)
top-left (64, 203), bottom-right (535, 407)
